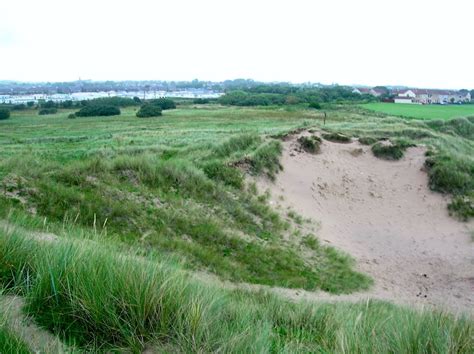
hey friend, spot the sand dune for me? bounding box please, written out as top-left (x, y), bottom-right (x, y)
top-left (259, 132), bottom-right (474, 314)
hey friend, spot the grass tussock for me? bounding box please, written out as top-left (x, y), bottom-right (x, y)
top-left (0, 229), bottom-right (472, 352)
top-left (297, 135), bottom-right (322, 153)
top-left (371, 140), bottom-right (413, 160)
top-left (322, 132), bottom-right (351, 143)
top-left (425, 151), bottom-right (474, 220)
top-left (358, 136), bottom-right (378, 145)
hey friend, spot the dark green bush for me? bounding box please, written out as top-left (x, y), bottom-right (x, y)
top-left (41, 100), bottom-right (57, 109)
top-left (0, 108), bottom-right (10, 120)
top-left (60, 100), bottom-right (73, 109)
top-left (75, 105), bottom-right (120, 117)
top-left (84, 97), bottom-right (138, 107)
top-left (68, 113), bottom-right (77, 119)
top-left (12, 104), bottom-right (26, 111)
top-left (136, 104), bottom-right (162, 118)
top-left (38, 108), bottom-right (58, 115)
top-left (308, 102), bottom-right (322, 109)
top-left (193, 98), bottom-right (210, 104)
top-left (148, 98), bottom-right (176, 110)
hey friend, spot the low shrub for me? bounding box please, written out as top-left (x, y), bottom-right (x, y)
top-left (84, 97), bottom-right (139, 107)
top-left (60, 100), bottom-right (73, 109)
top-left (68, 113), bottom-right (77, 119)
top-left (0, 108), bottom-right (10, 120)
top-left (322, 132), bottom-right (351, 143)
top-left (38, 108), bottom-right (58, 115)
top-left (136, 104), bottom-right (162, 118)
top-left (308, 102), bottom-right (321, 109)
top-left (12, 104), bottom-right (27, 111)
top-left (75, 105), bottom-right (121, 117)
top-left (298, 135), bottom-right (322, 153)
top-left (148, 98), bottom-right (176, 110)
top-left (40, 100), bottom-right (56, 109)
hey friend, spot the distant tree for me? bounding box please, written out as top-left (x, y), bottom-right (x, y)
top-left (133, 96), bottom-right (141, 103)
top-left (84, 97), bottom-right (138, 107)
top-left (193, 98), bottom-right (210, 104)
top-left (285, 95), bottom-right (302, 105)
top-left (38, 108), bottom-right (58, 115)
top-left (136, 104), bottom-right (162, 118)
top-left (0, 108), bottom-right (10, 120)
top-left (75, 105), bottom-right (121, 117)
top-left (470, 90), bottom-right (474, 100)
top-left (60, 100), bottom-right (73, 108)
top-left (12, 104), bottom-right (26, 110)
top-left (42, 100), bottom-right (56, 109)
top-left (450, 97), bottom-right (455, 104)
top-left (27, 101), bottom-right (35, 108)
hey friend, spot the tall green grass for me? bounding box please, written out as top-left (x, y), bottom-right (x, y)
top-left (0, 228), bottom-right (472, 352)
top-left (0, 133), bottom-right (369, 293)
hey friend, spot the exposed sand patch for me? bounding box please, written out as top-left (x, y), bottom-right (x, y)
top-left (258, 133), bottom-right (474, 314)
top-left (0, 295), bottom-right (68, 353)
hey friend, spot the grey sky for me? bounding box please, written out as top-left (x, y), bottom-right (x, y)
top-left (1, 0), bottom-right (473, 88)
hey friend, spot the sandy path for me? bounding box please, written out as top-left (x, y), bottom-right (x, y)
top-left (258, 133), bottom-right (474, 314)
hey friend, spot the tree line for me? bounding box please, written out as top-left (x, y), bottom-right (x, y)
top-left (218, 85), bottom-right (378, 107)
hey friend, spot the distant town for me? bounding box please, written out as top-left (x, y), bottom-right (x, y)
top-left (0, 79), bottom-right (472, 105)
top-left (352, 87), bottom-right (471, 104)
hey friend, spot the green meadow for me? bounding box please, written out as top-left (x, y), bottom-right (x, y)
top-left (362, 102), bottom-right (474, 120)
top-left (0, 103), bottom-right (473, 352)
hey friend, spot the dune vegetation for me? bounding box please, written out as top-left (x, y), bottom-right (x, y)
top-left (0, 102), bottom-right (473, 352)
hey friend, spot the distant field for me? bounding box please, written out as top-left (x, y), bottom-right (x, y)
top-left (362, 102), bottom-right (474, 120)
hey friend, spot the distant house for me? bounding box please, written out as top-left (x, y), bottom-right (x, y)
top-left (397, 90), bottom-right (416, 98)
top-left (396, 89), bottom-right (471, 104)
top-left (352, 87), bottom-right (372, 95)
top-left (394, 96), bottom-right (415, 104)
top-left (352, 87), bottom-right (386, 97)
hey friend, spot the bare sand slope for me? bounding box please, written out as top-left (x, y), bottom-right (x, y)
top-left (259, 133), bottom-right (474, 314)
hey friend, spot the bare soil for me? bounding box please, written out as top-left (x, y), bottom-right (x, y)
top-left (258, 133), bottom-right (474, 315)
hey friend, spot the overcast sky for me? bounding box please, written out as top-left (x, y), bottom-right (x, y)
top-left (1, 0), bottom-right (473, 88)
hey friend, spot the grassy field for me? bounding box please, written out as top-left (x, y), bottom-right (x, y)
top-left (362, 102), bottom-right (474, 120)
top-left (0, 103), bottom-right (473, 351)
